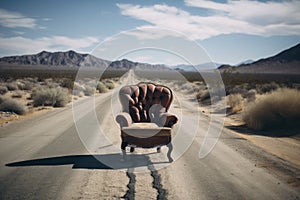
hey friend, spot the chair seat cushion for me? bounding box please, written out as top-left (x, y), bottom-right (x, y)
top-left (121, 123), bottom-right (171, 138)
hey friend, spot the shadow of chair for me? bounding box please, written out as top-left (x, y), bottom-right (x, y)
top-left (6, 153), bottom-right (171, 170)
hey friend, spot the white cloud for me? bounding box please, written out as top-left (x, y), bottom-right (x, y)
top-left (0, 36), bottom-right (99, 56)
top-left (42, 18), bottom-right (52, 21)
top-left (185, 0), bottom-right (300, 26)
top-left (122, 25), bottom-right (183, 40)
top-left (0, 9), bottom-right (37, 29)
top-left (13, 31), bottom-right (25, 35)
top-left (117, 1), bottom-right (300, 40)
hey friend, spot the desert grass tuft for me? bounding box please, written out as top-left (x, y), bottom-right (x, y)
top-left (0, 96), bottom-right (27, 115)
top-left (11, 90), bottom-right (23, 98)
top-left (6, 82), bottom-right (18, 91)
top-left (32, 87), bottom-right (70, 107)
top-left (227, 94), bottom-right (243, 113)
top-left (256, 82), bottom-right (279, 94)
top-left (83, 85), bottom-right (95, 96)
top-left (102, 79), bottom-right (115, 90)
top-left (243, 88), bottom-right (300, 131)
top-left (0, 85), bottom-right (8, 95)
top-left (97, 82), bottom-right (109, 93)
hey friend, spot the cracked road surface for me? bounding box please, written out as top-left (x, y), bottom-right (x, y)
top-left (1, 80), bottom-right (300, 199)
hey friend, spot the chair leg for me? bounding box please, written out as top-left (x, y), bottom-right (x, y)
top-left (130, 147), bottom-right (135, 153)
top-left (121, 141), bottom-right (127, 160)
top-left (122, 149), bottom-right (126, 160)
top-left (167, 143), bottom-right (173, 162)
top-left (157, 147), bottom-right (161, 153)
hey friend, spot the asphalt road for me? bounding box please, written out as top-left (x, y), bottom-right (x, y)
top-left (0, 80), bottom-right (299, 199)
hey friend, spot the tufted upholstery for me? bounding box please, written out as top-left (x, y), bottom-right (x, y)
top-left (116, 82), bottom-right (177, 162)
top-left (117, 82), bottom-right (177, 127)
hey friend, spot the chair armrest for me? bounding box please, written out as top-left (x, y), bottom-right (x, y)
top-left (158, 112), bottom-right (178, 128)
top-left (116, 112), bottom-right (132, 128)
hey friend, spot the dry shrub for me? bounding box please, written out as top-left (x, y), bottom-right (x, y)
top-left (59, 78), bottom-right (74, 90)
top-left (6, 82), bottom-right (18, 91)
top-left (24, 77), bottom-right (38, 83)
top-left (0, 96), bottom-right (27, 115)
top-left (196, 90), bottom-right (210, 103)
top-left (173, 81), bottom-right (186, 90)
top-left (112, 77), bottom-right (119, 82)
top-left (73, 90), bottom-right (84, 97)
top-left (256, 82), bottom-right (279, 94)
top-left (179, 82), bottom-right (190, 90)
top-left (227, 94), bottom-right (243, 113)
top-left (105, 82), bottom-right (115, 90)
top-left (244, 89), bottom-right (256, 102)
top-left (32, 87), bottom-right (70, 107)
top-left (0, 85), bottom-right (8, 95)
top-left (11, 90), bottom-right (23, 98)
top-left (16, 81), bottom-right (25, 90)
top-left (83, 85), bottom-right (95, 96)
top-left (77, 80), bottom-right (97, 96)
top-left (18, 80), bottom-right (34, 90)
top-left (73, 82), bottom-right (85, 96)
top-left (85, 79), bottom-right (97, 87)
top-left (292, 83), bottom-right (300, 90)
top-left (44, 78), bottom-right (54, 85)
top-left (193, 81), bottom-right (204, 86)
top-left (102, 79), bottom-right (115, 89)
top-left (97, 82), bottom-right (108, 93)
top-left (243, 88), bottom-right (300, 131)
top-left (177, 82), bottom-right (195, 93)
top-left (227, 85), bottom-right (248, 97)
top-left (43, 80), bottom-right (59, 88)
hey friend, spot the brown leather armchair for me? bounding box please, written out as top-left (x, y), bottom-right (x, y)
top-left (116, 82), bottom-right (178, 162)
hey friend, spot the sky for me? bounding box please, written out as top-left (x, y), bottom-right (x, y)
top-left (0, 0), bottom-right (299, 65)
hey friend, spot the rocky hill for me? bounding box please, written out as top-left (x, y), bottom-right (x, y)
top-left (171, 62), bottom-right (221, 71)
top-left (218, 43), bottom-right (300, 74)
top-left (0, 50), bottom-right (110, 68)
top-left (0, 50), bottom-right (169, 70)
top-left (107, 59), bottom-right (168, 70)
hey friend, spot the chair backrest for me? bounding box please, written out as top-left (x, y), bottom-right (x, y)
top-left (119, 82), bottom-right (173, 123)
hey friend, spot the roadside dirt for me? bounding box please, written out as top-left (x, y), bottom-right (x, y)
top-left (0, 107), bottom-right (52, 126)
top-left (182, 86), bottom-right (300, 171)
top-left (189, 84), bottom-right (300, 170)
top-left (0, 90), bottom-right (54, 126)
top-left (224, 111), bottom-right (300, 168)
top-left (0, 93), bottom-right (88, 127)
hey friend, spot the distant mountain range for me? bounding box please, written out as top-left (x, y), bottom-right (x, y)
top-left (171, 62), bottom-right (221, 71)
top-left (0, 50), bottom-right (106, 67)
top-left (0, 43), bottom-right (299, 74)
top-left (218, 43), bottom-right (300, 74)
top-left (236, 59), bottom-right (254, 66)
top-left (0, 50), bottom-right (169, 71)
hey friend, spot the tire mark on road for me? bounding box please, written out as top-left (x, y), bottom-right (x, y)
top-left (148, 164), bottom-right (168, 200)
top-left (122, 168), bottom-right (135, 200)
